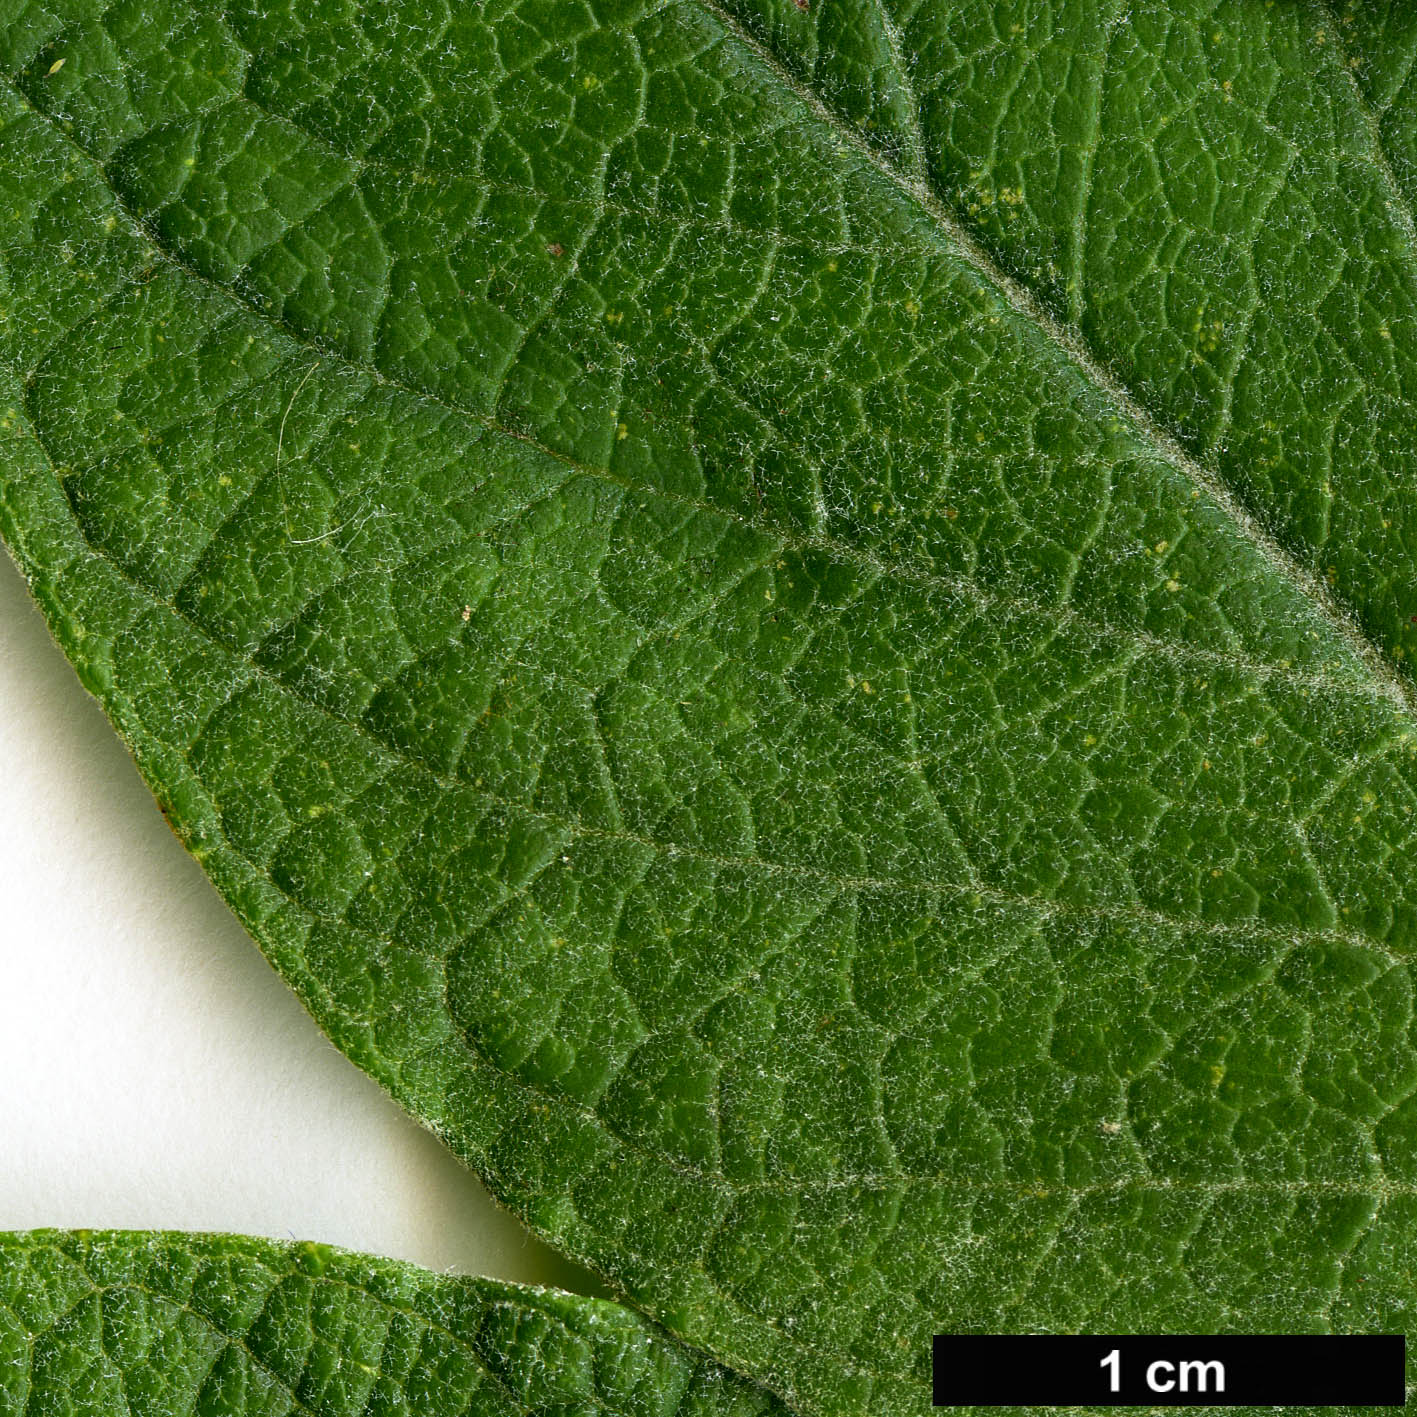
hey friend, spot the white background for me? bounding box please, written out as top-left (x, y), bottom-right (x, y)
top-left (0, 550), bottom-right (596, 1292)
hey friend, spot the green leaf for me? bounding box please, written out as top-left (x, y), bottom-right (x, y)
top-left (0, 1231), bottom-right (780, 1417)
top-left (3, 0), bottom-right (1417, 1411)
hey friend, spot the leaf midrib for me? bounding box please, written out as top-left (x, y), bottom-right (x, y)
top-left (3, 69), bottom-right (1396, 729)
top-left (1316, 0), bottom-right (1417, 255)
top-left (6, 3), bottom-right (1411, 998)
top-left (6, 74), bottom-right (1415, 971)
top-left (73, 0), bottom-right (1417, 726)
top-left (10, 14), bottom-right (1413, 1406)
top-left (690, 0), bottom-right (1417, 724)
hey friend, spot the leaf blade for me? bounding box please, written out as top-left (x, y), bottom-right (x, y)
top-left (4, 1), bottom-right (1417, 1412)
top-left (0, 1231), bottom-right (781, 1417)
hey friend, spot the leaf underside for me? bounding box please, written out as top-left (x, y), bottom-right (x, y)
top-left (4, 0), bottom-right (1417, 1411)
top-left (0, 1231), bottom-right (781, 1417)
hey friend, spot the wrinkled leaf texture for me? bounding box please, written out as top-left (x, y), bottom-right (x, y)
top-left (3, 0), bottom-right (1417, 1411)
top-left (0, 1232), bottom-right (782, 1417)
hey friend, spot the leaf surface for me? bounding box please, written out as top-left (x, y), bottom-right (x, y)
top-left (4, 0), bottom-right (1417, 1412)
top-left (0, 1231), bottom-right (779, 1417)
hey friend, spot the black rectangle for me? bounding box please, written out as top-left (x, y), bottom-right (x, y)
top-left (932, 1335), bottom-right (1406, 1406)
